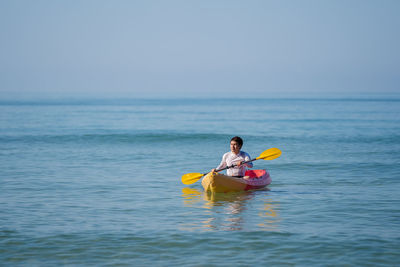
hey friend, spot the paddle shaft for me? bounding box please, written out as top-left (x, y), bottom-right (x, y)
top-left (203, 157), bottom-right (257, 176)
top-left (181, 148), bottom-right (281, 185)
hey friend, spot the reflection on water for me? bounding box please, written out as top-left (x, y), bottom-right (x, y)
top-left (181, 187), bottom-right (280, 231)
top-left (257, 199), bottom-right (281, 231)
top-left (181, 187), bottom-right (203, 206)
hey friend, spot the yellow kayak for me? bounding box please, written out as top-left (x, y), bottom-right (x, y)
top-left (201, 169), bottom-right (271, 193)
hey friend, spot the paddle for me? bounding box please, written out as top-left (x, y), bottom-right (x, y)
top-left (181, 148), bottom-right (281, 185)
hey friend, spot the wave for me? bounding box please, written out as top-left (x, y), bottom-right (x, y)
top-left (1, 132), bottom-right (399, 146)
top-left (0, 132), bottom-right (235, 145)
top-left (276, 134), bottom-right (400, 145)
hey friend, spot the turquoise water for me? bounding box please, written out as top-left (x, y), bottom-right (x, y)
top-left (1, 98), bottom-right (399, 266)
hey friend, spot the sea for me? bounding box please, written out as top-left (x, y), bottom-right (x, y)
top-left (1, 97), bottom-right (399, 266)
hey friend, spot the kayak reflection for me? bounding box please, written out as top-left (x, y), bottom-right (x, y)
top-left (181, 187), bottom-right (279, 231)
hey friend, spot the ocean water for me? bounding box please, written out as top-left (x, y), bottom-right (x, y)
top-left (1, 97), bottom-right (399, 266)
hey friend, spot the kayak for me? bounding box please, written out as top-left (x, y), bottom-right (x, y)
top-left (201, 169), bottom-right (271, 193)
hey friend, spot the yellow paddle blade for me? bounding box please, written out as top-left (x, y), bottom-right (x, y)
top-left (256, 148), bottom-right (282, 160)
top-left (181, 172), bottom-right (205, 185)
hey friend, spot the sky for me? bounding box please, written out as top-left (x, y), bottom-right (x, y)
top-left (0, 0), bottom-right (399, 99)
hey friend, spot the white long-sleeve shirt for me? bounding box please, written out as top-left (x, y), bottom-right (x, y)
top-left (216, 151), bottom-right (253, 177)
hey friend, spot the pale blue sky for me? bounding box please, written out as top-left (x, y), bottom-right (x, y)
top-left (1, 0), bottom-right (399, 99)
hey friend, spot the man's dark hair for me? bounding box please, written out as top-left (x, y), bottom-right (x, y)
top-left (231, 136), bottom-right (243, 148)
